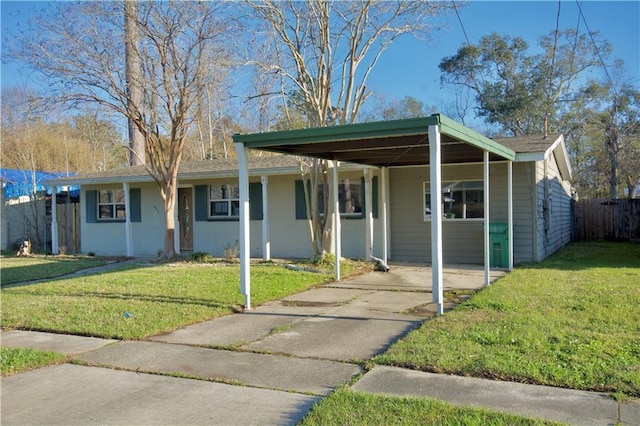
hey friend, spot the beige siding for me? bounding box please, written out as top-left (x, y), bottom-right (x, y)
top-left (389, 163), bottom-right (539, 264)
top-left (82, 182), bottom-right (165, 256)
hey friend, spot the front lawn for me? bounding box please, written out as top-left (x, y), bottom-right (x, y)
top-left (0, 255), bottom-right (109, 286)
top-left (375, 242), bottom-right (640, 397)
top-left (299, 388), bottom-right (559, 426)
top-left (1, 261), bottom-right (337, 339)
top-left (1, 346), bottom-right (67, 376)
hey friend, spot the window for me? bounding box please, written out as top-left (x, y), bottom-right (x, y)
top-left (424, 181), bottom-right (484, 220)
top-left (317, 179), bottom-right (363, 217)
top-left (86, 188), bottom-right (141, 223)
top-left (98, 189), bottom-right (126, 220)
top-left (209, 184), bottom-right (239, 218)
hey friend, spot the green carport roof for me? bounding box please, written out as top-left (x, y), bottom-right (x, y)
top-left (233, 114), bottom-right (516, 167)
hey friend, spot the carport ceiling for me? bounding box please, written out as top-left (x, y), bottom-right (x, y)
top-left (233, 114), bottom-right (516, 167)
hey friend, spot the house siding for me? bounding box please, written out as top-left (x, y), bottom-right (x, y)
top-left (389, 162), bottom-right (540, 264)
top-left (534, 152), bottom-right (573, 261)
top-left (79, 170), bottom-right (384, 259)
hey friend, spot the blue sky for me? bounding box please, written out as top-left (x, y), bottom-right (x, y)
top-left (2, 1), bottom-right (638, 115)
top-left (368, 1), bottom-right (640, 109)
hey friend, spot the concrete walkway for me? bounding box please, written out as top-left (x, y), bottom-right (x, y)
top-left (2, 264), bottom-right (638, 425)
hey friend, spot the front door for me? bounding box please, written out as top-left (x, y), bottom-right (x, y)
top-left (178, 188), bottom-right (194, 252)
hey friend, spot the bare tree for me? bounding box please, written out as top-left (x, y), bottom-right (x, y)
top-left (248, 0), bottom-right (453, 257)
top-left (124, 0), bottom-right (145, 165)
top-left (6, 1), bottom-right (230, 256)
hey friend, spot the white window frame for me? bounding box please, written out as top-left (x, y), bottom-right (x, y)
top-left (97, 189), bottom-right (126, 220)
top-left (209, 184), bottom-right (240, 218)
top-left (424, 180), bottom-right (484, 221)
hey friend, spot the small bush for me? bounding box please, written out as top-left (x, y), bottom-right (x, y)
top-left (190, 251), bottom-right (214, 263)
top-left (223, 241), bottom-right (239, 262)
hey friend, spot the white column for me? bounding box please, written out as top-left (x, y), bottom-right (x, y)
top-left (381, 167), bottom-right (389, 264)
top-left (123, 182), bottom-right (133, 257)
top-left (483, 151), bottom-right (490, 286)
top-left (507, 160), bottom-right (514, 271)
top-left (428, 125), bottom-right (444, 315)
top-left (51, 187), bottom-right (59, 254)
top-left (332, 160), bottom-right (341, 281)
top-left (237, 143), bottom-right (251, 309)
top-left (364, 168), bottom-right (373, 260)
top-left (261, 175), bottom-right (270, 260)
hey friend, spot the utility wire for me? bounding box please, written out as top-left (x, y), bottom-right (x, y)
top-left (575, 0), bottom-right (617, 94)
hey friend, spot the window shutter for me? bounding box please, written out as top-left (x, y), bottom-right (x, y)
top-left (249, 182), bottom-right (263, 220)
top-left (130, 188), bottom-right (141, 222)
top-left (295, 180), bottom-right (308, 220)
top-left (194, 185), bottom-right (208, 221)
top-left (85, 190), bottom-right (97, 223)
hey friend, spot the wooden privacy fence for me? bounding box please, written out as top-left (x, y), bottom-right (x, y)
top-left (574, 198), bottom-right (640, 241)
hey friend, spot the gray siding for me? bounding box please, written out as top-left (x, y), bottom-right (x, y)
top-left (535, 153), bottom-right (573, 261)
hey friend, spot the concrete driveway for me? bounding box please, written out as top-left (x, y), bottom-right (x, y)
top-left (1, 264), bottom-right (503, 425)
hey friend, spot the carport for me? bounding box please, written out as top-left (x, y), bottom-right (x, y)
top-left (233, 114), bottom-right (516, 314)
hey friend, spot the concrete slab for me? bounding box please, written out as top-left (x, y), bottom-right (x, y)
top-left (282, 287), bottom-right (373, 305)
top-left (329, 264), bottom-right (505, 291)
top-left (148, 302), bottom-right (328, 346)
top-left (1, 330), bottom-right (117, 355)
top-left (345, 290), bottom-right (433, 314)
top-left (243, 309), bottom-right (423, 361)
top-left (76, 341), bottom-right (361, 396)
top-left (352, 366), bottom-right (620, 426)
top-left (620, 399), bottom-right (640, 425)
top-left (1, 364), bottom-right (318, 426)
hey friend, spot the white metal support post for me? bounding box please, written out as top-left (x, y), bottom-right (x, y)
top-left (237, 143), bottom-right (251, 309)
top-left (51, 187), bottom-right (58, 254)
top-left (428, 125), bottom-right (444, 315)
top-left (261, 175), bottom-right (270, 260)
top-left (381, 167), bottom-right (389, 264)
top-left (507, 161), bottom-right (514, 271)
top-left (364, 168), bottom-right (373, 260)
top-left (483, 151), bottom-right (490, 286)
top-left (332, 160), bottom-right (341, 282)
top-left (123, 182), bottom-right (133, 257)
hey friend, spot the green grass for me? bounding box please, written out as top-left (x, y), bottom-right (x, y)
top-left (1, 346), bottom-right (67, 376)
top-left (299, 388), bottom-right (559, 426)
top-left (0, 262), bottom-right (334, 339)
top-left (375, 242), bottom-right (640, 397)
top-left (0, 255), bottom-right (109, 286)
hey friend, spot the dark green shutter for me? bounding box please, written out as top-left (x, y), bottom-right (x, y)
top-left (85, 190), bottom-right (97, 223)
top-left (295, 180), bottom-right (308, 220)
top-left (194, 185), bottom-right (208, 221)
top-left (130, 188), bottom-right (141, 222)
top-left (249, 182), bottom-right (263, 220)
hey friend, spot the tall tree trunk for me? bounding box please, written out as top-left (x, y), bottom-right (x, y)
top-left (124, 0), bottom-right (145, 165)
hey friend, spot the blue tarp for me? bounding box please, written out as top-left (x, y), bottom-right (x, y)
top-left (1, 169), bottom-right (79, 199)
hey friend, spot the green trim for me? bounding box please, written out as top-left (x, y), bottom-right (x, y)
top-left (436, 114), bottom-right (516, 160)
top-left (233, 114), bottom-right (515, 162)
top-left (233, 116), bottom-right (440, 148)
